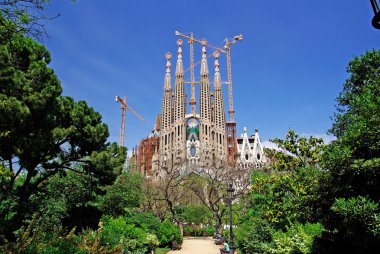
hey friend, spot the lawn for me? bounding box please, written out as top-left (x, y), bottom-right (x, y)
top-left (155, 247), bottom-right (171, 254)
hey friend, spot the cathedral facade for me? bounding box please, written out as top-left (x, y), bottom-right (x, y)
top-left (137, 38), bottom-right (264, 179)
top-left (157, 39), bottom-right (227, 173)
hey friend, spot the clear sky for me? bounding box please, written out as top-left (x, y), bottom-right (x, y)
top-left (42, 0), bottom-right (379, 150)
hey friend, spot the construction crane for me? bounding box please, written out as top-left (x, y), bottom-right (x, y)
top-left (175, 31), bottom-right (226, 116)
top-left (115, 96), bottom-right (146, 147)
top-left (224, 34), bottom-right (243, 122)
top-left (175, 31), bottom-right (242, 122)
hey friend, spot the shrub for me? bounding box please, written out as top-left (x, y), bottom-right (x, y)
top-left (235, 218), bottom-right (274, 254)
top-left (156, 221), bottom-right (182, 247)
top-left (100, 216), bottom-right (159, 253)
top-left (183, 226), bottom-right (215, 237)
top-left (271, 223), bottom-right (323, 254)
top-left (125, 212), bottom-right (161, 233)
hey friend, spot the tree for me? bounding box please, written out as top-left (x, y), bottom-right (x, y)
top-left (97, 172), bottom-right (143, 217)
top-left (314, 50), bottom-right (380, 253)
top-left (184, 164), bottom-right (250, 235)
top-left (0, 0), bottom-right (72, 40)
top-left (177, 204), bottom-right (213, 225)
top-left (235, 167), bottom-right (324, 254)
top-left (86, 142), bottom-right (127, 186)
top-left (0, 16), bottom-right (110, 239)
top-left (144, 165), bottom-right (187, 235)
top-left (28, 171), bottom-right (98, 232)
top-left (264, 129), bottom-right (324, 171)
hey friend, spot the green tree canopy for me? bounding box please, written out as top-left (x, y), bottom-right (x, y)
top-left (314, 49), bottom-right (380, 253)
top-left (96, 172), bottom-right (143, 217)
top-left (0, 15), bottom-right (114, 239)
top-left (264, 129), bottom-right (324, 171)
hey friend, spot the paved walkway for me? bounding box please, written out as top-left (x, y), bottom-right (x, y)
top-left (167, 237), bottom-right (221, 254)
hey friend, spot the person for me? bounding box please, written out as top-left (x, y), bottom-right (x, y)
top-left (219, 238), bottom-right (230, 254)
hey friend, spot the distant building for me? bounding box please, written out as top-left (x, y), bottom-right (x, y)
top-left (137, 38), bottom-right (265, 180)
top-left (236, 127), bottom-right (265, 169)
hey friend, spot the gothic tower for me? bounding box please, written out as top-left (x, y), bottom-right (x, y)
top-left (212, 52), bottom-right (227, 164)
top-left (199, 40), bottom-right (213, 167)
top-left (159, 52), bottom-right (173, 169)
top-left (172, 39), bottom-right (187, 166)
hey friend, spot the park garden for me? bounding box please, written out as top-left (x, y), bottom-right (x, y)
top-left (1, 1), bottom-right (379, 254)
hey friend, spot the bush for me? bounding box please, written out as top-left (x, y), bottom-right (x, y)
top-left (271, 223), bottom-right (323, 254)
top-left (125, 212), bottom-right (161, 233)
top-left (183, 226), bottom-right (215, 237)
top-left (201, 227), bottom-right (216, 236)
top-left (0, 221), bottom-right (86, 254)
top-left (235, 218), bottom-right (274, 254)
top-left (100, 216), bottom-right (159, 253)
top-left (156, 221), bottom-right (182, 247)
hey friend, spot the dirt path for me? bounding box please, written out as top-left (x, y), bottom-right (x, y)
top-left (167, 237), bottom-right (221, 254)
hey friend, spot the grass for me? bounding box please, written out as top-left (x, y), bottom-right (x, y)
top-left (155, 247), bottom-right (171, 254)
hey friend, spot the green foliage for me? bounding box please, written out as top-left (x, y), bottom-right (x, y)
top-left (177, 204), bottom-right (213, 225)
top-left (235, 148), bottom-right (324, 254)
top-left (0, 0), bottom-right (73, 40)
top-left (0, 15), bottom-right (112, 238)
top-left (236, 219), bottom-right (323, 254)
top-left (156, 220), bottom-right (183, 247)
top-left (314, 50), bottom-right (380, 253)
top-left (28, 171), bottom-right (98, 232)
top-left (99, 212), bottom-right (181, 251)
top-left (235, 218), bottom-right (274, 254)
top-left (155, 247), bottom-right (171, 254)
top-left (96, 172), bottom-right (143, 217)
top-left (270, 223), bottom-right (323, 254)
top-left (331, 196), bottom-right (379, 237)
top-left (125, 212), bottom-right (162, 233)
top-left (86, 142), bottom-right (127, 186)
top-left (265, 130), bottom-right (324, 171)
top-left (247, 168), bottom-right (322, 230)
top-left (183, 226), bottom-right (215, 236)
top-left (100, 216), bottom-right (159, 253)
top-left (0, 216), bottom-right (84, 254)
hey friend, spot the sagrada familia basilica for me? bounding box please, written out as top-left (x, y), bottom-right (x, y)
top-left (135, 36), bottom-right (265, 180)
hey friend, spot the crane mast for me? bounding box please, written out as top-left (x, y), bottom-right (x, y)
top-left (115, 96), bottom-right (145, 147)
top-left (225, 34), bottom-right (243, 122)
top-left (174, 31), bottom-right (243, 165)
top-left (226, 47), bottom-right (234, 121)
top-left (189, 32), bottom-right (196, 115)
top-left (175, 31), bottom-right (227, 116)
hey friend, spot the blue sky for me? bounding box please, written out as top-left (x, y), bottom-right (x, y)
top-left (43, 0), bottom-right (379, 150)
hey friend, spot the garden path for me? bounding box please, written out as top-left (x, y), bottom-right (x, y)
top-left (167, 237), bottom-right (221, 254)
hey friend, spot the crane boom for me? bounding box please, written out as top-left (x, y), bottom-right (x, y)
top-left (126, 104), bottom-right (146, 122)
top-left (115, 96), bottom-right (145, 147)
top-left (175, 31), bottom-right (243, 122)
top-left (175, 31), bottom-right (226, 53)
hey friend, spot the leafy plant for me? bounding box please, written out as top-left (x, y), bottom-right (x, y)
top-left (156, 220), bottom-right (182, 247)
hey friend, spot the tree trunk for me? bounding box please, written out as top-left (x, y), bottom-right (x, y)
top-left (178, 222), bottom-right (183, 236)
top-left (215, 215), bottom-right (223, 236)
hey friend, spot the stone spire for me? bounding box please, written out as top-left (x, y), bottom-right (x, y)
top-left (199, 39), bottom-right (212, 166)
top-left (199, 39), bottom-right (211, 121)
top-left (200, 39), bottom-right (209, 76)
top-left (172, 39), bottom-right (187, 165)
top-left (161, 52), bottom-right (172, 129)
top-left (212, 51), bottom-right (227, 162)
top-left (173, 39), bottom-right (186, 122)
top-left (159, 52), bottom-right (173, 171)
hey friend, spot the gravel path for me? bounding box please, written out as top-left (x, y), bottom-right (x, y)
top-left (167, 237), bottom-right (221, 254)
